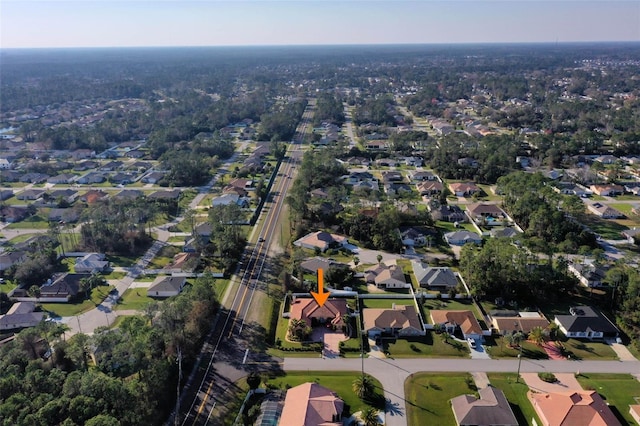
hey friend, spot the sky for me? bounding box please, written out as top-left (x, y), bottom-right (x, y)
top-left (1, 1), bottom-right (639, 48)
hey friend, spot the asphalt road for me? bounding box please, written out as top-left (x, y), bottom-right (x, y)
top-left (283, 356), bottom-right (640, 426)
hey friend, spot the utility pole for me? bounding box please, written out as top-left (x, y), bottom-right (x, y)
top-left (174, 346), bottom-right (183, 426)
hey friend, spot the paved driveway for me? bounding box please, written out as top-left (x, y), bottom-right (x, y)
top-left (521, 372), bottom-right (583, 393)
top-left (311, 328), bottom-right (347, 358)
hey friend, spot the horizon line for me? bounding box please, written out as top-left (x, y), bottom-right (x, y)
top-left (2, 40), bottom-right (640, 51)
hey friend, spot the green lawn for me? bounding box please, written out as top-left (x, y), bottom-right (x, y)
top-left (581, 214), bottom-right (629, 239)
top-left (265, 371), bottom-right (385, 417)
top-left (485, 338), bottom-right (549, 359)
top-left (147, 245), bottom-right (180, 269)
top-left (41, 285), bottom-right (114, 317)
top-left (575, 373), bottom-right (640, 425)
top-left (102, 271), bottom-right (127, 280)
top-left (0, 281), bottom-right (17, 294)
top-left (405, 373), bottom-right (475, 426)
top-left (487, 374), bottom-right (542, 425)
top-left (106, 254), bottom-right (139, 268)
top-left (7, 232), bottom-right (41, 243)
top-left (558, 339), bottom-right (618, 360)
top-left (360, 298), bottom-right (415, 309)
top-left (609, 203), bottom-right (635, 215)
top-left (383, 332), bottom-right (470, 358)
top-left (6, 215), bottom-right (51, 229)
top-left (113, 288), bottom-right (155, 311)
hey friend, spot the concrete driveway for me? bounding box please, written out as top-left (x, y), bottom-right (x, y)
top-left (311, 328), bottom-right (347, 358)
top-left (521, 372), bottom-right (583, 393)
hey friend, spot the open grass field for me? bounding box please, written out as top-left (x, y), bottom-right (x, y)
top-left (41, 284), bottom-right (114, 317)
top-left (264, 371), bottom-right (385, 418)
top-left (405, 373), bottom-right (475, 426)
top-left (581, 214), bottom-right (629, 239)
top-left (575, 373), bottom-right (640, 425)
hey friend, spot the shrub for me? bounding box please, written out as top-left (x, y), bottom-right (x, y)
top-left (538, 372), bottom-right (557, 383)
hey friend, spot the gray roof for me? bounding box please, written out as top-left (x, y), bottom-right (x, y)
top-left (148, 276), bottom-right (186, 293)
top-left (412, 261), bottom-right (458, 289)
top-left (451, 385), bottom-right (518, 426)
top-left (555, 306), bottom-right (619, 334)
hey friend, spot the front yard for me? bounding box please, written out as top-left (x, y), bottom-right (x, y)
top-left (381, 332), bottom-right (470, 358)
top-left (575, 373), bottom-right (640, 425)
top-left (113, 288), bottom-right (155, 311)
top-left (404, 373), bottom-right (475, 426)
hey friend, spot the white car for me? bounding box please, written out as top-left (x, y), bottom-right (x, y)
top-left (467, 337), bottom-right (476, 348)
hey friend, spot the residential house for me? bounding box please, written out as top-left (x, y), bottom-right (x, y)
top-left (451, 385), bottom-right (518, 426)
top-left (39, 273), bottom-right (90, 301)
top-left (195, 222), bottom-right (213, 239)
top-left (449, 182), bottom-right (481, 197)
top-left (0, 170), bottom-right (21, 182)
top-left (125, 149), bottom-right (146, 159)
top-left (465, 203), bottom-right (508, 226)
top-left (430, 310), bottom-right (484, 340)
top-left (630, 405), bottom-right (640, 426)
top-left (403, 156), bottom-right (423, 167)
top-left (109, 172), bottom-right (135, 185)
top-left (594, 154), bottom-right (618, 165)
top-left (112, 189), bottom-right (144, 200)
top-left (0, 250), bottom-right (27, 272)
top-left (228, 178), bottom-right (254, 191)
top-left (77, 172), bottom-right (107, 184)
top-left (381, 170), bottom-right (404, 183)
top-left (140, 172), bottom-right (165, 184)
top-left (375, 158), bottom-right (398, 167)
top-left (490, 227), bottom-right (520, 238)
top-left (457, 157), bottom-right (479, 168)
top-left (589, 184), bottom-right (624, 197)
top-left (211, 193), bottom-right (250, 208)
top-left (587, 202), bottom-right (625, 219)
top-left (399, 227), bottom-right (433, 247)
top-left (48, 208), bottom-right (81, 223)
top-left (0, 190), bottom-right (13, 201)
top-left (299, 257), bottom-right (348, 275)
top-left (0, 157), bottom-right (14, 169)
top-left (100, 161), bottom-right (123, 172)
top-left (1, 206), bottom-right (29, 223)
top-left (146, 276), bottom-right (187, 298)
top-left (278, 382), bottom-right (344, 426)
top-left (222, 185), bottom-right (248, 197)
top-left (430, 204), bottom-right (466, 223)
top-left (16, 188), bottom-right (46, 201)
top-left (289, 298), bottom-right (347, 328)
top-left (363, 304), bottom-right (425, 338)
top-left (48, 189), bottom-right (78, 204)
top-left (148, 189), bottom-right (181, 201)
top-left (528, 390), bottom-right (621, 426)
top-left (310, 188), bottom-right (329, 199)
top-left (293, 231), bottom-right (349, 253)
top-left (553, 306), bottom-right (619, 340)
top-left (364, 264), bottom-right (409, 289)
top-left (412, 261), bottom-right (458, 291)
top-left (73, 160), bottom-right (99, 171)
top-left (74, 253), bottom-right (109, 274)
top-left (555, 183), bottom-right (592, 198)
top-left (621, 228), bottom-right (640, 244)
top-left (490, 312), bottom-right (550, 335)
top-left (384, 182), bottom-right (412, 195)
top-left (567, 262), bottom-right (607, 287)
top-left (444, 230), bottom-right (482, 246)
top-left (70, 149), bottom-right (95, 160)
top-left (0, 301), bottom-right (45, 331)
top-left (364, 140), bottom-right (387, 150)
top-left (19, 173), bottom-right (49, 183)
top-left (352, 180), bottom-right (379, 192)
top-left (416, 180), bottom-right (444, 196)
top-left (408, 170), bottom-right (438, 183)
top-left (47, 173), bottom-right (76, 184)
top-left (79, 190), bottom-right (108, 204)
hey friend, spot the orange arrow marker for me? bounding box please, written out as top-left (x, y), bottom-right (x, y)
top-left (311, 268), bottom-right (329, 307)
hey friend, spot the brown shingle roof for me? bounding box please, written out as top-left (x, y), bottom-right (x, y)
top-left (430, 310), bottom-right (483, 335)
top-left (451, 385), bottom-right (518, 426)
top-left (289, 298), bottom-right (347, 328)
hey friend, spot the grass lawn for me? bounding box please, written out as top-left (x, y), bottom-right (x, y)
top-left (7, 232), bottom-right (41, 243)
top-left (575, 373), bottom-right (640, 425)
top-left (0, 281), bottom-right (17, 294)
top-left (422, 298), bottom-right (484, 320)
top-left (265, 371), bottom-right (385, 417)
top-left (102, 271), bottom-right (127, 280)
top-left (113, 288), bottom-right (155, 311)
top-left (609, 203), bottom-right (636, 215)
top-left (581, 214), bottom-right (629, 239)
top-left (147, 245), bottom-right (180, 269)
top-left (6, 215), bottom-right (50, 229)
top-left (485, 338), bottom-right (549, 359)
top-left (360, 298), bottom-right (415, 309)
top-left (558, 339), bottom-right (618, 360)
top-left (487, 374), bottom-right (542, 425)
top-left (41, 285), bottom-right (114, 317)
top-left (405, 373), bottom-right (475, 426)
top-left (106, 254), bottom-right (139, 268)
top-left (383, 333), bottom-right (470, 358)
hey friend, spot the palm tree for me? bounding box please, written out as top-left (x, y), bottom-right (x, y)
top-left (360, 407), bottom-right (381, 426)
top-left (352, 374), bottom-right (375, 400)
top-left (27, 285), bottom-right (41, 299)
top-left (353, 256), bottom-right (360, 268)
top-left (512, 331), bottom-right (526, 347)
top-left (528, 326), bottom-right (546, 346)
top-left (546, 322), bottom-right (560, 341)
top-left (376, 254), bottom-right (383, 264)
